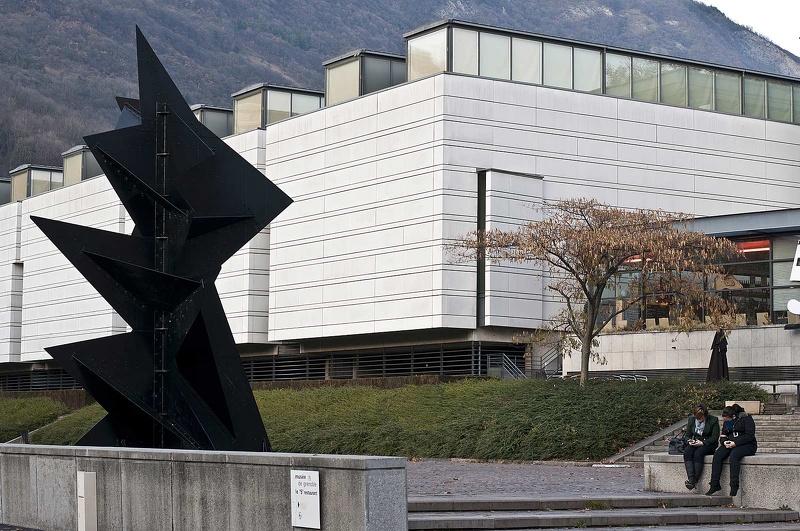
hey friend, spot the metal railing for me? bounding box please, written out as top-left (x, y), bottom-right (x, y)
top-left (486, 353), bottom-right (527, 379)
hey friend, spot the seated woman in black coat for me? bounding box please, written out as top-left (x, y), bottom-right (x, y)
top-left (706, 403), bottom-right (757, 497)
top-left (683, 403), bottom-right (719, 490)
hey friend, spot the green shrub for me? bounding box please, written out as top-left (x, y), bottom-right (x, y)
top-left (29, 403), bottom-right (105, 445)
top-left (26, 378), bottom-right (768, 460)
top-left (258, 377), bottom-right (769, 460)
top-left (0, 397), bottom-right (70, 442)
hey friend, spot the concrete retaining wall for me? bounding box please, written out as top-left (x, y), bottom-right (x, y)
top-left (645, 452), bottom-right (800, 510)
top-left (0, 444), bottom-right (407, 531)
top-left (563, 327), bottom-right (800, 390)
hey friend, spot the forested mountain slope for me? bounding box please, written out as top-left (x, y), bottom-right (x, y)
top-left (2, 0), bottom-right (798, 177)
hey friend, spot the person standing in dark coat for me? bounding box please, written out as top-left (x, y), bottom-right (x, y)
top-left (683, 404), bottom-right (719, 490)
top-left (706, 404), bottom-right (757, 497)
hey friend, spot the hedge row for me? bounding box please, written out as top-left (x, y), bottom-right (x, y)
top-left (26, 378), bottom-right (768, 460)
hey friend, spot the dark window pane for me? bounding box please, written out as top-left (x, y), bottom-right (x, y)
top-left (391, 60), bottom-right (407, 85)
top-left (363, 56), bottom-right (392, 94)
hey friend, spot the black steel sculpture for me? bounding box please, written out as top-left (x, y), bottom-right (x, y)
top-left (31, 28), bottom-right (292, 451)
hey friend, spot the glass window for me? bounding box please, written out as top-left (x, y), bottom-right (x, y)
top-left (715, 71), bottom-right (741, 114)
top-left (511, 38), bottom-right (541, 84)
top-left (266, 90), bottom-right (291, 124)
top-left (30, 170), bottom-right (51, 196)
top-left (407, 28), bottom-right (447, 81)
top-left (452, 28), bottom-right (478, 75)
top-left (543, 42), bottom-right (572, 89)
top-left (363, 56), bottom-right (392, 94)
top-left (326, 59), bottom-right (361, 106)
top-left (479, 33), bottom-right (510, 80)
top-left (660, 63), bottom-right (686, 106)
top-left (773, 284), bottom-right (800, 324)
top-left (773, 261), bottom-right (796, 287)
top-left (720, 288), bottom-right (771, 326)
top-left (718, 263), bottom-right (770, 289)
top-left (767, 80), bottom-right (792, 122)
top-left (744, 77), bottom-right (766, 118)
top-left (793, 85), bottom-right (800, 124)
top-left (605, 53), bottom-right (631, 97)
top-left (391, 60), bottom-right (407, 85)
top-left (84, 152), bottom-right (101, 180)
top-left (728, 238), bottom-right (771, 262)
top-left (773, 234), bottom-right (800, 261)
top-left (773, 286), bottom-right (800, 312)
top-left (632, 57), bottom-right (659, 102)
top-left (573, 48), bottom-right (601, 93)
top-left (50, 171), bottom-right (63, 190)
top-left (203, 110), bottom-right (232, 137)
top-left (11, 170), bottom-right (27, 201)
top-left (233, 90), bottom-right (263, 134)
top-left (63, 152), bottom-right (83, 186)
top-left (292, 94), bottom-right (322, 116)
top-left (688, 67), bottom-right (713, 110)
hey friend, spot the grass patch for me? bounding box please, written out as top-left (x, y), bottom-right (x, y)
top-left (0, 397), bottom-right (71, 442)
top-left (23, 378), bottom-right (768, 460)
top-left (585, 501), bottom-right (610, 510)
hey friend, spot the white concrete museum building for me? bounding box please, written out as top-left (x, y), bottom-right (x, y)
top-left (3, 19), bottom-right (800, 390)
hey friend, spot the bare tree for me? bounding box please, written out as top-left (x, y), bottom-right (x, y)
top-left (451, 198), bottom-right (740, 386)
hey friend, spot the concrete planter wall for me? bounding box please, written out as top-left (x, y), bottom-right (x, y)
top-left (0, 444), bottom-right (407, 531)
top-left (563, 326), bottom-right (800, 385)
top-left (645, 452), bottom-right (800, 510)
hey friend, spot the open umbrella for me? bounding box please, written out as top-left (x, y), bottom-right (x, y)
top-left (706, 329), bottom-right (729, 382)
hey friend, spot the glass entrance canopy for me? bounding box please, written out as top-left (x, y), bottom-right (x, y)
top-left (405, 20), bottom-right (800, 125)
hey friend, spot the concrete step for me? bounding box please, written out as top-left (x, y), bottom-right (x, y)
top-left (756, 441), bottom-right (800, 448)
top-left (407, 507), bottom-right (799, 529)
top-left (622, 455), bottom-right (644, 462)
top-left (407, 494), bottom-right (733, 513)
top-left (756, 447), bottom-right (800, 453)
top-left (522, 524), bottom-right (800, 531)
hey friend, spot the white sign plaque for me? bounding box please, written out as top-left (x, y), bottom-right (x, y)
top-left (790, 240), bottom-right (800, 282)
top-left (290, 469), bottom-right (321, 529)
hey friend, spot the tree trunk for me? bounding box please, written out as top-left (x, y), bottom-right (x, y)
top-left (579, 329), bottom-right (592, 387)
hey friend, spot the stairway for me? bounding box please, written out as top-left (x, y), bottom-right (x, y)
top-left (407, 494), bottom-right (800, 530)
top-left (616, 411), bottom-right (799, 466)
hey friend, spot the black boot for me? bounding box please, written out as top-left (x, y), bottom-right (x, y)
top-left (684, 460), bottom-right (696, 489)
top-left (730, 483), bottom-right (739, 497)
top-left (705, 483), bottom-right (722, 496)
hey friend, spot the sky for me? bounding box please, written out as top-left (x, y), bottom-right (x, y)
top-left (699, 1), bottom-right (800, 57)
